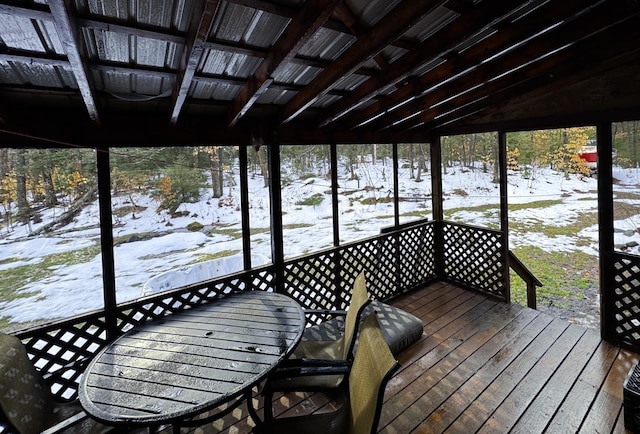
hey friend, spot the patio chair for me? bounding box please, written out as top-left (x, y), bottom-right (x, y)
top-left (264, 312), bottom-right (399, 434)
top-left (270, 271), bottom-right (372, 389)
top-left (0, 333), bottom-right (109, 434)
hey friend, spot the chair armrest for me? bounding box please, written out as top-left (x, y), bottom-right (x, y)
top-left (41, 410), bottom-right (90, 434)
top-left (304, 309), bottom-right (347, 318)
top-left (270, 358), bottom-right (351, 380)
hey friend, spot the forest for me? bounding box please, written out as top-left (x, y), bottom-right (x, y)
top-left (1, 122), bottom-right (639, 234)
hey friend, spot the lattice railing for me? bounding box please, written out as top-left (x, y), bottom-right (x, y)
top-left (18, 269), bottom-right (274, 400)
top-left (442, 222), bottom-right (507, 300)
top-left (399, 222), bottom-right (437, 290)
top-left (607, 252), bottom-right (640, 347)
top-left (15, 220), bottom-right (441, 401)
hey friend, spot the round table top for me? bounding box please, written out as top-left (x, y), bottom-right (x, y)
top-left (78, 291), bottom-right (305, 426)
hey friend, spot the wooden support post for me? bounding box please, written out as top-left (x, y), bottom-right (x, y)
top-left (597, 121), bottom-right (614, 341)
top-left (431, 135), bottom-right (444, 278)
top-left (268, 143), bottom-right (285, 294)
top-left (96, 146), bottom-right (117, 338)
top-left (239, 146), bottom-right (252, 272)
top-left (498, 131), bottom-right (511, 304)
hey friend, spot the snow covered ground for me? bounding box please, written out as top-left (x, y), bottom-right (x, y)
top-left (2, 159), bottom-right (640, 328)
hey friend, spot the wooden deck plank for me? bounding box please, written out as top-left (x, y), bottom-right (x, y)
top-left (444, 318), bottom-right (572, 433)
top-left (166, 282), bottom-right (638, 434)
top-left (379, 305), bottom-right (506, 427)
top-left (545, 339), bottom-right (623, 433)
top-left (385, 298), bottom-right (502, 398)
top-left (579, 348), bottom-right (639, 433)
top-left (476, 323), bottom-right (588, 433)
top-left (380, 305), bottom-right (535, 432)
top-left (509, 327), bottom-right (603, 434)
top-left (410, 311), bottom-right (551, 432)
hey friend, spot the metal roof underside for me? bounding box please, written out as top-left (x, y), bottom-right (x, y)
top-left (1, 0), bottom-right (640, 146)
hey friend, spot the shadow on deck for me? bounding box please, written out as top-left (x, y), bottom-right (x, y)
top-left (171, 281), bottom-right (639, 434)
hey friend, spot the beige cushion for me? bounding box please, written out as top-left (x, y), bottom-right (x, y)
top-left (0, 334), bottom-right (56, 434)
top-left (302, 300), bottom-right (424, 356)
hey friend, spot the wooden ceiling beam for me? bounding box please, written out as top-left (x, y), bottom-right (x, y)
top-left (435, 44), bottom-right (640, 136)
top-left (226, 0), bottom-right (415, 50)
top-left (280, 0), bottom-right (446, 124)
top-left (48, 0), bottom-right (100, 124)
top-left (204, 40), bottom-right (378, 77)
top-left (77, 17), bottom-right (185, 44)
top-left (365, 1), bottom-right (625, 132)
top-left (318, 0), bottom-right (524, 128)
top-left (0, 2), bottom-right (51, 21)
top-left (0, 51), bottom-right (350, 98)
top-left (332, 2), bottom-right (389, 71)
top-left (228, 0), bottom-right (341, 127)
top-left (412, 14), bottom-right (640, 133)
top-left (0, 50), bottom-right (68, 67)
top-left (169, 0), bottom-right (220, 125)
top-left (340, 0), bottom-right (592, 131)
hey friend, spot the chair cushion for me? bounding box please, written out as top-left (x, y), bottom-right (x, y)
top-left (0, 333), bottom-right (55, 434)
top-left (302, 300), bottom-right (424, 356)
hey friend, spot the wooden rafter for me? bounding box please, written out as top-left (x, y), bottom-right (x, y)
top-left (204, 40), bottom-right (379, 77)
top-left (0, 2), bottom-right (51, 21)
top-left (318, 0), bottom-right (526, 128)
top-left (169, 0), bottom-right (220, 125)
top-left (0, 51), bottom-right (352, 99)
top-left (48, 0), bottom-right (99, 124)
top-left (388, 2), bottom-right (633, 133)
top-left (227, 0), bottom-right (342, 127)
top-left (339, 0), bottom-right (593, 132)
top-left (333, 3), bottom-right (389, 71)
top-left (421, 21), bottom-right (640, 133)
top-left (226, 0), bottom-right (408, 49)
top-left (279, 0), bottom-right (446, 124)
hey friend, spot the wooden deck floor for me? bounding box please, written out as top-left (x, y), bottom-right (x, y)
top-left (178, 282), bottom-right (639, 434)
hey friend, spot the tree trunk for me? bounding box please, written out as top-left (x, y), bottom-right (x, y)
top-left (257, 146), bottom-right (269, 188)
top-left (0, 148), bottom-right (9, 180)
top-left (43, 169), bottom-right (58, 207)
top-left (633, 121), bottom-right (638, 167)
top-left (409, 143), bottom-right (415, 179)
top-left (211, 147), bottom-right (223, 198)
top-left (416, 145), bottom-right (425, 183)
top-left (15, 149), bottom-right (31, 222)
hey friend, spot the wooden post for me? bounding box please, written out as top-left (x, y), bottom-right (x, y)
top-left (96, 146), bottom-right (117, 339)
top-left (267, 143), bottom-right (285, 294)
top-left (239, 146), bottom-right (252, 271)
top-left (431, 135), bottom-right (444, 278)
top-left (597, 121), bottom-right (614, 341)
top-left (498, 131), bottom-right (511, 304)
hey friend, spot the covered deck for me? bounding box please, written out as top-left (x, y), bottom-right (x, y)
top-left (2, 0), bottom-right (640, 432)
top-left (172, 282), bottom-right (637, 433)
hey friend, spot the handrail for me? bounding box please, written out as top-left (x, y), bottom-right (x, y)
top-left (509, 250), bottom-right (542, 309)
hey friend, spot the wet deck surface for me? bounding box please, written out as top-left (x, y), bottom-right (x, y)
top-left (156, 282), bottom-right (640, 433)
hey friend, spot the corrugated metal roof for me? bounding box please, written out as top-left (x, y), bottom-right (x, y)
top-left (0, 0), bottom-right (638, 143)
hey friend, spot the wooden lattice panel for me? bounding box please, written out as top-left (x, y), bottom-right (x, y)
top-left (369, 235), bottom-right (398, 300)
top-left (14, 221), bottom-right (452, 402)
top-left (339, 239), bottom-right (381, 299)
top-left (284, 252), bottom-right (338, 315)
top-left (22, 318), bottom-right (108, 400)
top-left (17, 270), bottom-right (274, 401)
top-left (399, 223), bottom-right (437, 290)
top-left (442, 223), bottom-right (507, 300)
top-left (610, 254), bottom-right (640, 345)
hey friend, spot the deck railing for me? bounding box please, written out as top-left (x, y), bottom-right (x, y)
top-left (441, 222), bottom-right (508, 301)
top-left (606, 251), bottom-right (640, 350)
top-left (508, 250), bottom-right (542, 309)
top-left (14, 220), bottom-right (511, 401)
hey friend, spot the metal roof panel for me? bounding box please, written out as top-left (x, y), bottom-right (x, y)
top-left (0, 14), bottom-right (47, 52)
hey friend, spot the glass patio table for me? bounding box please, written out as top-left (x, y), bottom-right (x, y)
top-left (78, 291), bottom-right (305, 430)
